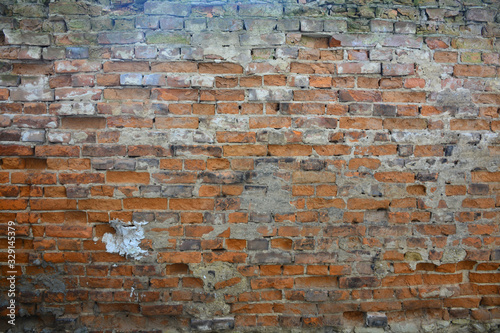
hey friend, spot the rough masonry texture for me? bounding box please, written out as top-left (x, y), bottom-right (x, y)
top-left (0, 0), bottom-right (499, 331)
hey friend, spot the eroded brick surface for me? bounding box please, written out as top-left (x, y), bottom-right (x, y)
top-left (0, 0), bottom-right (499, 331)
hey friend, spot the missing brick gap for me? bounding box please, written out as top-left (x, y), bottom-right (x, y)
top-left (101, 219), bottom-right (148, 260)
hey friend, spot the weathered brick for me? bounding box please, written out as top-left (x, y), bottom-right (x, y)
top-left (3, 30), bottom-right (50, 46)
top-left (98, 32), bottom-right (144, 44)
top-left (337, 62), bottom-right (380, 74)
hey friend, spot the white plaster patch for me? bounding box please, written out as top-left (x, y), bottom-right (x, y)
top-left (102, 219), bottom-right (148, 260)
top-left (190, 75), bottom-right (214, 87)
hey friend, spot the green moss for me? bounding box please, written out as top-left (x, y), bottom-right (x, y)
top-left (461, 52), bottom-right (482, 63)
top-left (376, 7), bottom-right (398, 20)
top-left (347, 19), bottom-right (370, 32)
top-left (284, 5), bottom-right (327, 17)
top-left (405, 252), bottom-right (423, 261)
top-left (146, 32), bottom-right (191, 45)
top-left (358, 5), bottom-right (375, 18)
top-left (113, 19), bottom-right (135, 31)
top-left (91, 17), bottom-right (113, 31)
top-left (67, 19), bottom-right (91, 31)
top-left (252, 48), bottom-right (274, 60)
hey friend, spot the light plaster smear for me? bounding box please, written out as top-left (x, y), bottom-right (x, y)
top-left (102, 219), bottom-right (148, 260)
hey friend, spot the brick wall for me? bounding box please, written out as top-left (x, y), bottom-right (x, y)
top-left (1, 0), bottom-right (499, 331)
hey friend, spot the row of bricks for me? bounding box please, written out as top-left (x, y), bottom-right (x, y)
top-left (0, 196), bottom-right (497, 211)
top-left (0, 182), bottom-right (497, 198)
top-left (2, 217), bottom-right (498, 239)
top-left (0, 103), bottom-right (499, 118)
top-left (3, 28), bottom-right (497, 49)
top-left (2, 156), bottom-right (494, 174)
top-left (13, 1), bottom-right (497, 18)
top-left (4, 241), bottom-right (499, 267)
top-left (3, 210), bottom-right (498, 231)
top-left (6, 289), bottom-right (500, 309)
top-left (2, 74), bottom-right (498, 93)
top-left (3, 303), bottom-right (500, 329)
top-left (5, 289), bottom-right (500, 311)
top-left (9, 9), bottom-right (494, 33)
top-left (17, 232), bottom-right (499, 253)
top-left (22, 240), bottom-right (499, 259)
top-left (0, 169), bottom-right (498, 184)
top-left (1, 117), bottom-right (498, 133)
top-left (2, 44), bottom-right (500, 64)
top-left (3, 89), bottom-right (500, 105)
top-left (2, 60), bottom-right (499, 77)
top-left (1, 142), bottom-right (499, 159)
top-left (2, 269), bottom-right (499, 289)
top-left (6, 258), bottom-right (499, 276)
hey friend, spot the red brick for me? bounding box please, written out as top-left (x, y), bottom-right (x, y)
top-left (107, 116), bottom-right (153, 128)
top-left (249, 117), bottom-right (291, 129)
top-left (107, 171), bottom-right (150, 184)
top-left (294, 276), bottom-right (337, 288)
top-left (0, 199), bottom-right (28, 210)
top-left (31, 199), bottom-right (77, 210)
top-left (293, 90), bottom-right (337, 101)
top-left (471, 171), bottom-right (500, 182)
top-left (454, 65), bottom-right (496, 77)
top-left (290, 62), bottom-right (335, 74)
top-left (314, 145), bottom-right (351, 156)
top-left (61, 117), bottom-right (106, 129)
top-left (339, 90), bottom-right (382, 102)
top-left (152, 88), bottom-right (198, 101)
top-left (46, 225), bottom-right (92, 238)
top-left (200, 90), bottom-right (245, 102)
top-left (434, 51), bottom-right (458, 63)
top-left (347, 198), bottom-right (390, 210)
top-left (450, 119), bottom-right (490, 131)
top-left (151, 62), bottom-right (197, 73)
top-left (199, 62), bottom-right (244, 74)
top-left (268, 145), bottom-right (312, 156)
top-left (462, 198), bottom-right (495, 209)
top-left (156, 117), bottom-right (199, 129)
top-left (35, 146), bottom-right (80, 157)
top-left (169, 198), bottom-right (214, 210)
top-left (349, 158), bottom-right (381, 170)
top-left (12, 63), bottom-right (53, 75)
top-left (123, 198), bottom-right (167, 210)
top-left (103, 61), bottom-right (149, 72)
top-left (82, 145), bottom-right (127, 157)
top-left (59, 173), bottom-right (105, 184)
top-left (307, 198), bottom-right (345, 209)
top-left (142, 305), bottom-right (183, 316)
top-left (128, 145), bottom-right (170, 157)
top-left (157, 252), bottom-right (201, 263)
top-left (354, 145), bottom-right (397, 156)
top-left (0, 145), bottom-right (34, 156)
top-left (203, 252), bottom-right (247, 263)
top-left (423, 273), bottom-right (462, 285)
top-left (339, 117), bottom-right (383, 130)
top-left (96, 74), bottom-right (120, 86)
top-left (11, 172), bottom-right (56, 185)
top-left (224, 145), bottom-right (267, 156)
top-left (103, 88), bottom-right (150, 100)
